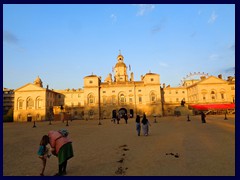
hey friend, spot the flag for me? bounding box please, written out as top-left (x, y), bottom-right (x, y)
top-left (112, 66), bottom-right (114, 73)
top-left (129, 64), bottom-right (131, 71)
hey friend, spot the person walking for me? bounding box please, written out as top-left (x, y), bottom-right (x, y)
top-left (37, 135), bottom-right (51, 176)
top-left (124, 113), bottom-right (128, 124)
top-left (48, 129), bottom-right (74, 176)
top-left (136, 115), bottom-right (141, 136)
top-left (141, 113), bottom-right (151, 136)
top-left (201, 111), bottom-right (206, 123)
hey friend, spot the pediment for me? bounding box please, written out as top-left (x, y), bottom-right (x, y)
top-left (15, 83), bottom-right (45, 92)
top-left (198, 76), bottom-right (227, 85)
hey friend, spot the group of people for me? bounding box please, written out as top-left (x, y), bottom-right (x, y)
top-left (37, 129), bottom-right (74, 176)
top-left (38, 112), bottom-right (206, 176)
top-left (112, 113), bottom-right (129, 124)
top-left (135, 113), bottom-right (151, 136)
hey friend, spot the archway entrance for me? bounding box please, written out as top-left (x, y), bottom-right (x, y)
top-left (118, 108), bottom-right (127, 118)
top-left (27, 114), bottom-right (32, 122)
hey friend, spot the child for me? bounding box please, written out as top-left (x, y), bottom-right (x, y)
top-left (37, 135), bottom-right (51, 176)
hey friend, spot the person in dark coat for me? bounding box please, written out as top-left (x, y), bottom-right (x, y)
top-left (124, 113), bottom-right (128, 124)
top-left (136, 115), bottom-right (141, 136)
top-left (201, 111), bottom-right (206, 123)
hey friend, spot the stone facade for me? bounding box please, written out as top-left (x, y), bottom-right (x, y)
top-left (13, 53), bottom-right (235, 122)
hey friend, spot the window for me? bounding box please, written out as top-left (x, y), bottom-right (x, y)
top-left (88, 94), bottom-right (94, 104)
top-left (182, 91), bottom-right (185, 93)
top-left (129, 90), bottom-right (132, 92)
top-left (112, 90), bottom-right (115, 93)
top-left (231, 86), bottom-right (235, 90)
top-left (119, 94), bottom-right (125, 104)
top-left (221, 93), bottom-right (224, 99)
top-left (103, 91), bottom-right (106, 93)
top-left (112, 96), bottom-right (116, 104)
top-left (129, 97), bottom-right (133, 103)
top-left (89, 80), bottom-right (93, 84)
top-left (139, 96), bottom-right (142, 103)
top-left (103, 97), bottom-right (107, 105)
top-left (151, 78), bottom-right (154, 81)
top-left (176, 98), bottom-right (179, 102)
top-left (18, 99), bottom-right (23, 110)
top-left (150, 92), bottom-right (156, 103)
top-left (36, 98), bottom-right (42, 109)
top-left (176, 91), bottom-right (178, 94)
top-left (138, 90), bottom-right (141, 92)
top-left (26, 98), bottom-right (34, 109)
top-left (169, 91), bottom-right (171, 94)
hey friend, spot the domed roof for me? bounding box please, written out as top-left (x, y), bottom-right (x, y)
top-left (34, 76), bottom-right (42, 83)
top-left (117, 54), bottom-right (124, 61)
top-left (34, 76), bottom-right (43, 87)
top-left (115, 61), bottom-right (127, 68)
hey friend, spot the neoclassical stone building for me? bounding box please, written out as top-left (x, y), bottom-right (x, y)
top-left (13, 53), bottom-right (235, 122)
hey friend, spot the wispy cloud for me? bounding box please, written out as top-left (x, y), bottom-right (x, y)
top-left (224, 67), bottom-right (235, 73)
top-left (3, 30), bottom-right (18, 44)
top-left (136, 4), bottom-right (155, 16)
top-left (208, 11), bottom-right (218, 24)
top-left (209, 53), bottom-right (219, 60)
top-left (151, 25), bottom-right (162, 34)
top-left (151, 18), bottom-right (166, 34)
top-left (110, 14), bottom-right (117, 23)
top-left (159, 62), bottom-right (168, 67)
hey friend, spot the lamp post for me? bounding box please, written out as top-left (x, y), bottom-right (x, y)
top-left (224, 111), bottom-right (228, 120)
top-left (33, 121), bottom-right (36, 128)
top-left (66, 112), bottom-right (69, 126)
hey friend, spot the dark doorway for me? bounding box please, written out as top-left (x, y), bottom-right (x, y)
top-left (27, 115), bottom-right (32, 122)
top-left (118, 108), bottom-right (127, 118)
top-left (130, 109), bottom-right (134, 118)
top-left (112, 110), bottom-right (117, 118)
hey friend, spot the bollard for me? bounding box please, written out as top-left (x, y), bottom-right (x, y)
top-left (224, 113), bottom-right (228, 120)
top-left (32, 121), bottom-right (36, 128)
top-left (49, 119), bottom-right (52, 125)
top-left (187, 115), bottom-right (191, 121)
top-left (66, 119), bottom-right (69, 126)
top-left (154, 116), bottom-right (157, 123)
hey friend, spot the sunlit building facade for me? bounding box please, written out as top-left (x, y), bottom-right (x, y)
top-left (13, 53), bottom-right (235, 122)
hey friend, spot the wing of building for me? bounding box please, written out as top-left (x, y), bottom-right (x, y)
top-left (12, 53), bottom-right (235, 122)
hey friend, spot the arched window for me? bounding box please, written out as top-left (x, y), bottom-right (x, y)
top-left (211, 90), bottom-right (216, 101)
top-left (150, 92), bottom-right (157, 103)
top-left (36, 97), bottom-right (42, 109)
top-left (88, 94), bottom-right (95, 105)
top-left (118, 93), bottom-right (126, 104)
top-left (26, 97), bottom-right (34, 109)
top-left (201, 89), bottom-right (207, 101)
top-left (17, 98), bottom-right (24, 110)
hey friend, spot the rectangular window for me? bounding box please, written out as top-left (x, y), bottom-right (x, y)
top-left (129, 97), bottom-right (133, 103)
top-left (182, 91), bottom-right (185, 93)
top-left (112, 90), bottom-right (115, 93)
top-left (129, 90), bottom-right (132, 92)
top-left (221, 94), bottom-right (224, 99)
top-left (151, 78), bottom-right (154, 81)
top-left (103, 91), bottom-right (106, 93)
top-left (176, 91), bottom-right (178, 94)
top-left (176, 98), bottom-right (179, 102)
top-left (169, 91), bottom-right (171, 94)
top-left (138, 90), bottom-right (141, 92)
top-left (139, 97), bottom-right (142, 103)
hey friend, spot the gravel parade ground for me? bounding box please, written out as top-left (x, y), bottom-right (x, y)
top-left (3, 114), bottom-right (235, 176)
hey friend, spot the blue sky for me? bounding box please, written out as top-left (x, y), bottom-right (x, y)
top-left (3, 4), bottom-right (235, 90)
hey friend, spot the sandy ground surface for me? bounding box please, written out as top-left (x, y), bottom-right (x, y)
top-left (3, 114), bottom-right (235, 176)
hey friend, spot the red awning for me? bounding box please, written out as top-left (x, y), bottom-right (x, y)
top-left (189, 104), bottom-right (235, 111)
